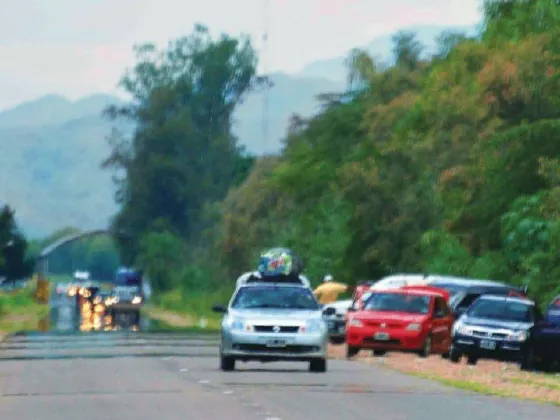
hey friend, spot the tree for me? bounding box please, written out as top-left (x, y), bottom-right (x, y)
top-left (103, 24), bottom-right (262, 261)
top-left (0, 206), bottom-right (33, 280)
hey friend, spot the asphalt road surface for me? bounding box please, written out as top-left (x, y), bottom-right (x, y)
top-left (0, 293), bottom-right (558, 419)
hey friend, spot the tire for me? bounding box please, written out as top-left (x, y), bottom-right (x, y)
top-left (309, 358), bottom-right (327, 372)
top-left (441, 350), bottom-right (450, 359)
top-left (372, 350), bottom-right (386, 357)
top-left (449, 346), bottom-right (461, 363)
top-left (220, 354), bottom-right (235, 371)
top-left (418, 335), bottom-right (432, 358)
top-left (346, 345), bottom-right (360, 358)
top-left (466, 354), bottom-right (478, 365)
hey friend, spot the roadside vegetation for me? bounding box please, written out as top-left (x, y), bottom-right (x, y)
top-left (0, 281), bottom-right (49, 335)
top-left (95, 0), bottom-right (560, 310)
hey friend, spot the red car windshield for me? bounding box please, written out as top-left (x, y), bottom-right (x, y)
top-left (363, 293), bottom-right (431, 314)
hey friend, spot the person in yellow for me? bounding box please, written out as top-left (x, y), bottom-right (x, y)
top-left (313, 274), bottom-right (350, 305)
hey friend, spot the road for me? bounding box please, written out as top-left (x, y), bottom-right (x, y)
top-left (0, 293), bottom-right (558, 419)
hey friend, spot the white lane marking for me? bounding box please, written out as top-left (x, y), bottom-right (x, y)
top-left (180, 368), bottom-right (188, 372)
top-left (199, 379), bottom-right (210, 384)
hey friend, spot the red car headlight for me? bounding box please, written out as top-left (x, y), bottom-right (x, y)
top-left (405, 322), bottom-right (422, 331)
top-left (348, 319), bottom-right (363, 327)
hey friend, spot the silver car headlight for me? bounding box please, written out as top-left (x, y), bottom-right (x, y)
top-left (454, 323), bottom-right (474, 336)
top-left (132, 296), bottom-right (142, 304)
top-left (225, 317), bottom-right (250, 331)
top-left (300, 319), bottom-right (324, 333)
top-left (507, 330), bottom-right (528, 341)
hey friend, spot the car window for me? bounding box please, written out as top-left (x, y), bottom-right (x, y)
top-left (363, 293), bottom-right (431, 314)
top-left (434, 297), bottom-right (450, 317)
top-left (455, 293), bottom-right (481, 311)
top-left (467, 299), bottom-right (533, 322)
top-left (231, 286), bottom-right (319, 310)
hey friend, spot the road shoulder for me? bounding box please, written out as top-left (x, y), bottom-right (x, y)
top-left (328, 344), bottom-right (560, 406)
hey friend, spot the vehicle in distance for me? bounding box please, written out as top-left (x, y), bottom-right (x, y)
top-left (106, 267), bottom-right (144, 325)
top-left (345, 286), bottom-right (453, 358)
top-left (212, 274), bottom-right (328, 372)
top-left (450, 295), bottom-right (538, 365)
top-left (322, 299), bottom-right (353, 344)
top-left (520, 294), bottom-right (560, 371)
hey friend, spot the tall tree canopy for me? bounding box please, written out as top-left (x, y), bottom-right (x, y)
top-left (0, 205), bottom-right (32, 280)
top-left (103, 25), bottom-right (259, 267)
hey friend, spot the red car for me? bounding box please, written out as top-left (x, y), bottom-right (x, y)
top-left (345, 286), bottom-right (453, 358)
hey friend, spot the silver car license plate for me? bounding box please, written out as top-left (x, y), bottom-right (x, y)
top-left (374, 332), bottom-right (390, 341)
top-left (480, 339), bottom-right (496, 350)
top-left (266, 339), bottom-right (287, 347)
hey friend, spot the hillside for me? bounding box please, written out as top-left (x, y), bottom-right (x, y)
top-left (0, 24), bottom-right (472, 236)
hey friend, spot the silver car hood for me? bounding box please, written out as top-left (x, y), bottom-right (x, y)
top-left (228, 308), bottom-right (322, 324)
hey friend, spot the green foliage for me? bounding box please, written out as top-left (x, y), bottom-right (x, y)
top-left (103, 24), bottom-right (261, 265)
top-left (0, 205), bottom-right (33, 280)
top-left (87, 7), bottom-right (560, 314)
top-left (136, 230), bottom-right (185, 292)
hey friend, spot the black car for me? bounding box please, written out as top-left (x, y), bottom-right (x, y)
top-left (520, 295), bottom-right (560, 371)
top-left (428, 276), bottom-right (526, 318)
top-left (449, 295), bottom-right (540, 365)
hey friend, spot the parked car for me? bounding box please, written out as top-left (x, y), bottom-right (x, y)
top-left (426, 276), bottom-right (527, 318)
top-left (449, 295), bottom-right (538, 365)
top-left (345, 286), bottom-right (453, 358)
top-left (519, 294), bottom-right (560, 371)
top-left (322, 299), bottom-right (353, 344)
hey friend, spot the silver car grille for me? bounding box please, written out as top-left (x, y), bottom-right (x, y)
top-left (253, 325), bottom-right (300, 333)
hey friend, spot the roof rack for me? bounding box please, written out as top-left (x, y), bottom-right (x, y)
top-left (236, 271), bottom-right (310, 288)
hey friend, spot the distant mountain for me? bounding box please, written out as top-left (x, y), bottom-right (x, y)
top-left (0, 94), bottom-right (126, 130)
top-left (294, 24), bottom-right (479, 82)
top-left (0, 24), bottom-right (479, 236)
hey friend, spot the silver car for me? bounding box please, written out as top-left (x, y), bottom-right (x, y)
top-left (212, 279), bottom-right (328, 372)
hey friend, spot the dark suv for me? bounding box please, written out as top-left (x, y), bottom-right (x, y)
top-left (449, 295), bottom-right (539, 365)
top-left (520, 294), bottom-right (560, 371)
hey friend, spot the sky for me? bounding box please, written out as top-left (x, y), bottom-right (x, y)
top-left (0, 0), bottom-right (483, 110)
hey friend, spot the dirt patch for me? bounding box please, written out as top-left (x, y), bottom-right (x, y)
top-left (328, 344), bottom-right (560, 405)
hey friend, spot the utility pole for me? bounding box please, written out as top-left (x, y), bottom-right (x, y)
top-left (262, 0), bottom-right (270, 155)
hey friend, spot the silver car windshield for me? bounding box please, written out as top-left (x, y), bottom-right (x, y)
top-left (231, 286), bottom-right (319, 310)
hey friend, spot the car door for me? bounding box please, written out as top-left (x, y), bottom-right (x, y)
top-left (432, 297), bottom-right (453, 352)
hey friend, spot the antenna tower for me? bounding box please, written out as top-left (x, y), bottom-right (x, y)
top-left (262, 0), bottom-right (270, 154)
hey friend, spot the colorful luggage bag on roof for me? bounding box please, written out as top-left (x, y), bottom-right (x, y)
top-left (257, 247), bottom-right (301, 277)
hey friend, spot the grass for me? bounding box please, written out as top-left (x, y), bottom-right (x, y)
top-left (411, 371), bottom-right (560, 406)
top-left (0, 281), bottom-right (50, 335)
top-left (150, 287), bottom-right (232, 330)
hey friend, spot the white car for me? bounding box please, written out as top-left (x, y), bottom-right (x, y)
top-left (322, 299), bottom-right (353, 344)
top-left (370, 274), bottom-right (431, 290)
